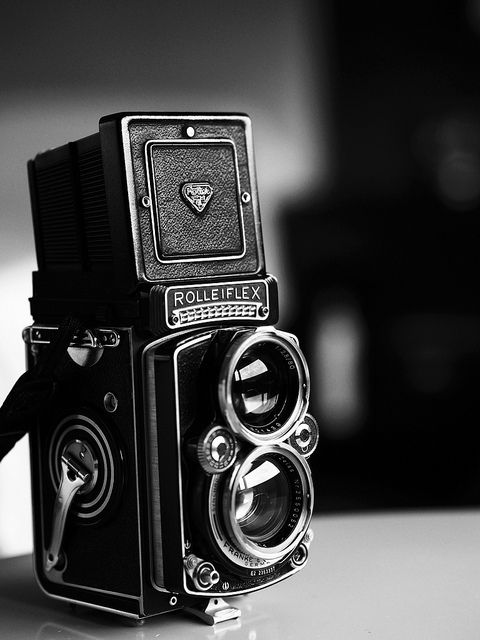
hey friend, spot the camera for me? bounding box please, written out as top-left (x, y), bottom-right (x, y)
top-left (23, 113), bottom-right (318, 623)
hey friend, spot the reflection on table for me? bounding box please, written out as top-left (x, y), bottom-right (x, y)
top-left (2, 512), bottom-right (480, 639)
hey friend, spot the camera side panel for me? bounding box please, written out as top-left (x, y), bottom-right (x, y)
top-left (28, 328), bottom-right (145, 616)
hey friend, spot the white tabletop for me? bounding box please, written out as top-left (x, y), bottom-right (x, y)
top-left (1, 511), bottom-right (480, 639)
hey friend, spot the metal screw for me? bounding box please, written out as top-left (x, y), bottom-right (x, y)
top-left (185, 554), bottom-right (198, 571)
top-left (241, 192), bottom-right (251, 203)
top-left (290, 543), bottom-right (308, 567)
top-left (303, 528), bottom-right (314, 544)
top-left (104, 392), bottom-right (118, 413)
top-left (261, 306), bottom-right (269, 316)
top-left (141, 195), bottom-right (151, 208)
top-left (186, 126), bottom-right (195, 138)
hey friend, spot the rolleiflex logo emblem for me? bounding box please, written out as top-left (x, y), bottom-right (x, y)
top-left (181, 182), bottom-right (213, 214)
top-left (163, 280), bottom-right (270, 329)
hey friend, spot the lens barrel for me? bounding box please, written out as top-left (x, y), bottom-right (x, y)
top-left (208, 444), bottom-right (313, 568)
top-left (218, 330), bottom-right (309, 444)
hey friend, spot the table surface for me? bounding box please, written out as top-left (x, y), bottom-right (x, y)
top-left (1, 511), bottom-right (480, 639)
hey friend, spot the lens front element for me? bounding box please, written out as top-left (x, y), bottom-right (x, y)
top-left (209, 445), bottom-right (313, 568)
top-left (234, 456), bottom-right (291, 543)
top-left (220, 330), bottom-right (309, 444)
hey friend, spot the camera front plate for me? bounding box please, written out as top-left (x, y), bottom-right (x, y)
top-left (143, 326), bottom-right (314, 598)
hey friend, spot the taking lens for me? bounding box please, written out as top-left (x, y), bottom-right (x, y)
top-left (208, 445), bottom-right (313, 568)
top-left (219, 330), bottom-right (309, 443)
top-left (234, 455), bottom-right (291, 543)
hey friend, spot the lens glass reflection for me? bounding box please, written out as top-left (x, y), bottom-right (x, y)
top-left (232, 341), bottom-right (295, 430)
top-left (234, 456), bottom-right (291, 543)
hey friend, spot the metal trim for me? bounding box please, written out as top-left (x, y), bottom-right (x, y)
top-left (129, 327), bottom-right (145, 613)
top-left (218, 327), bottom-right (310, 445)
top-left (142, 329), bottom-right (202, 593)
top-left (31, 573), bottom-right (142, 619)
top-left (173, 333), bottom-right (214, 585)
top-left (207, 444), bottom-right (314, 569)
top-left (32, 544), bottom-right (142, 605)
top-left (144, 138), bottom-right (246, 264)
top-left (163, 278), bottom-right (270, 329)
top-left (23, 326), bottom-right (120, 348)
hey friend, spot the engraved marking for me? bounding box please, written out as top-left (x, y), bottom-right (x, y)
top-left (172, 285), bottom-right (264, 307)
top-left (181, 182), bottom-right (213, 214)
top-left (164, 280), bottom-right (270, 328)
top-left (174, 291), bottom-right (184, 307)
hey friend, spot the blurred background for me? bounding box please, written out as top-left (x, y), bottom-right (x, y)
top-left (1, 0), bottom-right (480, 558)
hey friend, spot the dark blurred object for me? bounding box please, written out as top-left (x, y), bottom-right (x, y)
top-left (284, 0), bottom-right (480, 509)
top-left (328, 0), bottom-right (480, 198)
top-left (286, 193), bottom-right (480, 509)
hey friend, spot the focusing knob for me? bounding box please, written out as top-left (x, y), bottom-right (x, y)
top-left (197, 425), bottom-right (237, 474)
top-left (184, 554), bottom-right (220, 591)
top-left (288, 414), bottom-right (319, 458)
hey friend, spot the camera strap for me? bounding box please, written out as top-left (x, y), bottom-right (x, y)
top-left (0, 316), bottom-right (82, 463)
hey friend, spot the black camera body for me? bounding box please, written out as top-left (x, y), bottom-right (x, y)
top-left (24, 114), bottom-right (317, 622)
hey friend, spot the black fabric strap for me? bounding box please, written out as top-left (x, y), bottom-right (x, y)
top-left (0, 317), bottom-right (82, 463)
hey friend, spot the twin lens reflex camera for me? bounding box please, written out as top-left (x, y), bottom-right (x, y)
top-left (23, 113), bottom-right (318, 624)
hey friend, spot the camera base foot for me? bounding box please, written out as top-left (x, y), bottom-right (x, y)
top-left (185, 597), bottom-right (241, 626)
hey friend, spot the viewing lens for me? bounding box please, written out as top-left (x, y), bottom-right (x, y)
top-left (219, 330), bottom-right (309, 443)
top-left (234, 456), bottom-right (291, 543)
top-left (231, 341), bottom-right (298, 431)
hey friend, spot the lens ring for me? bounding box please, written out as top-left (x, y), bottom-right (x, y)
top-left (218, 329), bottom-right (310, 445)
top-left (208, 444), bottom-right (313, 568)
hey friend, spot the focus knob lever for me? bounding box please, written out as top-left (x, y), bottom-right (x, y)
top-left (45, 454), bottom-right (90, 572)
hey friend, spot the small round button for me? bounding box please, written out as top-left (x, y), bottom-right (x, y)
top-left (197, 563), bottom-right (220, 589)
top-left (288, 414), bottom-right (319, 458)
top-left (197, 425), bottom-right (237, 473)
top-left (290, 543), bottom-right (308, 567)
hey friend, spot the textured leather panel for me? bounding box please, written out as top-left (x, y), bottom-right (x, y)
top-left (127, 117), bottom-right (263, 282)
top-left (149, 141), bottom-right (243, 259)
